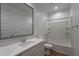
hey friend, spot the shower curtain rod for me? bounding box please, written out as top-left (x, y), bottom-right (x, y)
top-left (47, 17), bottom-right (72, 21)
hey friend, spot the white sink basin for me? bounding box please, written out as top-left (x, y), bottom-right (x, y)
top-left (19, 40), bottom-right (35, 46)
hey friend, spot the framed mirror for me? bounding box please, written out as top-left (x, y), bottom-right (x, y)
top-left (1, 3), bottom-right (34, 39)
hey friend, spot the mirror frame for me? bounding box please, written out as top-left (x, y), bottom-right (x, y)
top-left (0, 3), bottom-right (34, 40)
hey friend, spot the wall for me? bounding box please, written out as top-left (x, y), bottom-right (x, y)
top-left (34, 11), bottom-right (48, 38)
top-left (70, 3), bottom-right (79, 56)
top-left (47, 8), bottom-right (70, 20)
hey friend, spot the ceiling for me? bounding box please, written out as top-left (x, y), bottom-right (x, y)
top-left (30, 3), bottom-right (71, 14)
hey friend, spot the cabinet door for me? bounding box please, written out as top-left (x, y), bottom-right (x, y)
top-left (21, 48), bottom-right (35, 56)
top-left (21, 42), bottom-right (44, 56)
top-left (33, 42), bottom-right (44, 56)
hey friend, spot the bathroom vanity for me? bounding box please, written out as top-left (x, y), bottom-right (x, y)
top-left (0, 3), bottom-right (44, 56)
top-left (0, 38), bottom-right (44, 56)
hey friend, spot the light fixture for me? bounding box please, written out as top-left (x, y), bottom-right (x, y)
top-left (54, 6), bottom-right (58, 10)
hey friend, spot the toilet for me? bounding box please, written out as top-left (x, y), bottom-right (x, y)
top-left (44, 43), bottom-right (53, 56)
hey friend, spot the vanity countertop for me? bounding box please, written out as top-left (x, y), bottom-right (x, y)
top-left (0, 38), bottom-right (44, 56)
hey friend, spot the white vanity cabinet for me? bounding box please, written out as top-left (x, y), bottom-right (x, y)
top-left (0, 38), bottom-right (44, 56)
top-left (21, 42), bottom-right (44, 56)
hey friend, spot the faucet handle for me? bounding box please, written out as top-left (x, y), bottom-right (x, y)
top-left (71, 25), bottom-right (79, 28)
